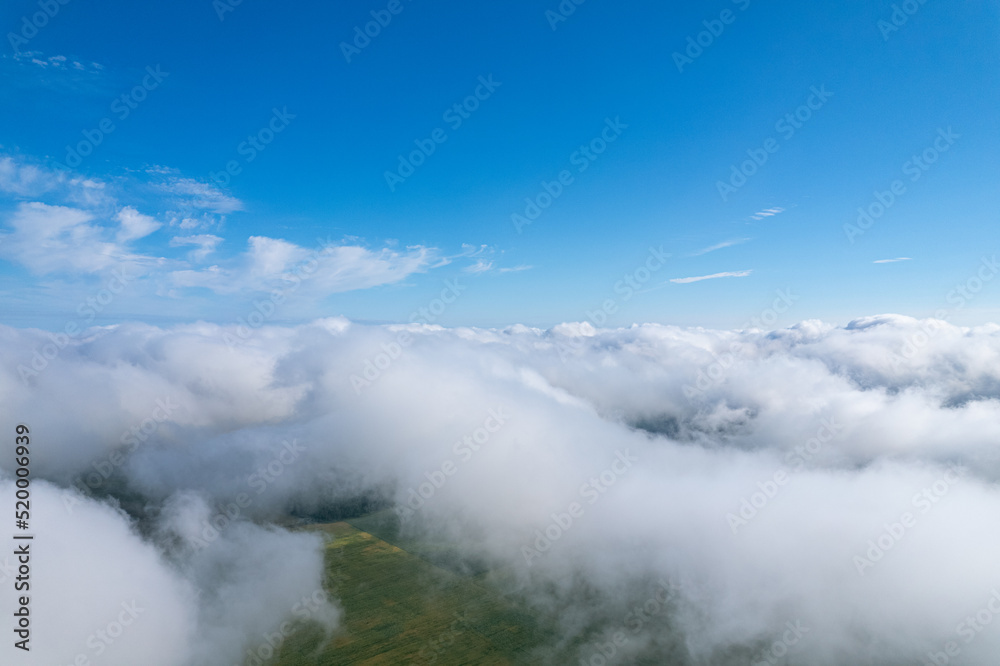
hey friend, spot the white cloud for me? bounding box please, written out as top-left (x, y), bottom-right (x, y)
top-left (247, 235), bottom-right (304, 277)
top-left (0, 482), bottom-right (196, 665)
top-left (169, 234), bottom-right (223, 261)
top-left (0, 156), bottom-right (62, 197)
top-left (116, 206), bottom-right (162, 242)
top-left (0, 202), bottom-right (127, 274)
top-left (874, 257), bottom-right (913, 263)
top-left (308, 243), bottom-right (435, 293)
top-left (670, 269), bottom-right (753, 284)
top-left (459, 243), bottom-right (489, 257)
top-left (455, 244), bottom-right (530, 274)
top-left (4, 316), bottom-right (1000, 663)
top-left (691, 238), bottom-right (750, 256)
top-left (159, 178), bottom-right (243, 215)
top-left (464, 259), bottom-right (494, 273)
top-left (750, 207), bottom-right (785, 220)
top-left (0, 155), bottom-right (113, 211)
top-left (14, 52), bottom-right (103, 74)
top-left (0, 155), bottom-right (440, 307)
top-left (168, 237), bottom-right (436, 296)
top-left (0, 480), bottom-right (336, 666)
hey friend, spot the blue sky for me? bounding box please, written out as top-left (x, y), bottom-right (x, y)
top-left (1, 0), bottom-right (997, 330)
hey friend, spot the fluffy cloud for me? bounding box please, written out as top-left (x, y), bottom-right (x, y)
top-left (115, 206), bottom-right (162, 242)
top-left (0, 481), bottom-right (197, 664)
top-left (0, 156), bottom-right (62, 197)
top-left (2, 315), bottom-right (1000, 663)
top-left (0, 480), bottom-right (335, 666)
top-left (0, 202), bottom-right (132, 274)
top-left (168, 236), bottom-right (435, 296)
top-left (0, 155), bottom-right (440, 311)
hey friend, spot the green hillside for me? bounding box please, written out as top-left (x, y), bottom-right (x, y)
top-left (271, 519), bottom-right (553, 665)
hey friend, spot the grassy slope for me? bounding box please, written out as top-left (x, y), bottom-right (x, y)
top-left (272, 519), bottom-right (553, 665)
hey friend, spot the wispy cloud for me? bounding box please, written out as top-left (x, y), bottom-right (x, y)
top-left (169, 234), bottom-right (223, 261)
top-left (669, 270), bottom-right (753, 284)
top-left (0, 202), bottom-right (159, 275)
top-left (0, 153), bottom-right (439, 306)
top-left (0, 156), bottom-right (63, 197)
top-left (158, 177), bottom-right (243, 216)
top-left (750, 207), bottom-right (785, 221)
top-left (15, 52), bottom-right (103, 74)
top-left (1, 52), bottom-right (109, 97)
top-left (691, 238), bottom-right (750, 256)
top-left (169, 237), bottom-right (436, 296)
top-left (873, 257), bottom-right (913, 264)
top-left (465, 260), bottom-right (533, 275)
top-left (456, 244), bottom-right (530, 275)
top-left (459, 243), bottom-right (489, 257)
top-left (464, 260), bottom-right (494, 274)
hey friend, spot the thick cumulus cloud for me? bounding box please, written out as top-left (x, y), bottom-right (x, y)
top-left (0, 479), bottom-right (336, 666)
top-left (0, 480), bottom-right (195, 665)
top-left (2, 314), bottom-right (1000, 664)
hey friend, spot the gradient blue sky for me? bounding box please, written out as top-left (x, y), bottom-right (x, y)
top-left (1, 0), bottom-right (997, 330)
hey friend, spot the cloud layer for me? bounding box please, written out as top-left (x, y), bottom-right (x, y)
top-left (2, 314), bottom-right (1000, 663)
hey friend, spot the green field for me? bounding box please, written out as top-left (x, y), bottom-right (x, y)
top-left (269, 511), bottom-right (698, 666)
top-left (271, 514), bottom-right (555, 665)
